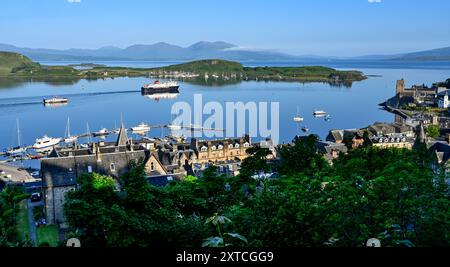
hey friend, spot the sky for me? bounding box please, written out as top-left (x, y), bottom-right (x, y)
top-left (0, 0), bottom-right (449, 56)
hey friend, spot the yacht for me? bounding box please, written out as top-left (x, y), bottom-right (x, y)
top-left (33, 135), bottom-right (61, 149)
top-left (313, 110), bottom-right (327, 117)
top-left (93, 128), bottom-right (109, 137)
top-left (293, 106), bottom-right (304, 123)
top-left (131, 123), bottom-right (151, 132)
top-left (6, 119), bottom-right (27, 156)
top-left (64, 117), bottom-right (78, 143)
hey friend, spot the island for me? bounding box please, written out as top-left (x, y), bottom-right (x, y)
top-left (0, 51), bottom-right (367, 87)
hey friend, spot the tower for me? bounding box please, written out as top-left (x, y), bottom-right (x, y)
top-left (396, 79), bottom-right (405, 96)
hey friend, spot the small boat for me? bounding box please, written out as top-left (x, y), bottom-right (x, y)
top-left (33, 135), bottom-right (61, 149)
top-left (324, 115), bottom-right (332, 122)
top-left (131, 122), bottom-right (151, 132)
top-left (93, 128), bottom-right (109, 137)
top-left (293, 106), bottom-right (304, 123)
top-left (302, 126), bottom-right (310, 133)
top-left (167, 124), bottom-right (182, 130)
top-left (313, 110), bottom-right (327, 117)
top-left (64, 117), bottom-right (78, 143)
top-left (43, 96), bottom-right (68, 105)
top-left (6, 119), bottom-right (27, 156)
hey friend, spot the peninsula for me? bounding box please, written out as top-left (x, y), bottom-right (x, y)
top-left (0, 51), bottom-right (367, 85)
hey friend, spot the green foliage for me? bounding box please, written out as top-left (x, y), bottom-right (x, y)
top-left (202, 213), bottom-right (248, 247)
top-left (63, 138), bottom-right (450, 247)
top-left (426, 125), bottom-right (440, 138)
top-left (0, 186), bottom-right (30, 247)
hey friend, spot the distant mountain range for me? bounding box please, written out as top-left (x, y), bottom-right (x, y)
top-left (0, 41), bottom-right (449, 62)
top-left (0, 41), bottom-right (295, 61)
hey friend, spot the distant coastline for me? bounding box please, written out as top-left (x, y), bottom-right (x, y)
top-left (0, 52), bottom-right (367, 86)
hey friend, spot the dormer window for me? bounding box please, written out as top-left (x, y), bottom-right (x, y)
top-left (201, 146), bottom-right (208, 152)
top-left (211, 146), bottom-right (217, 151)
top-left (228, 144), bottom-right (234, 149)
top-left (235, 144), bottom-right (240, 149)
top-left (243, 142), bottom-right (250, 148)
top-left (218, 145), bottom-right (224, 150)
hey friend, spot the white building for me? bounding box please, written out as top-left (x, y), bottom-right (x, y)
top-left (438, 93), bottom-right (450, 109)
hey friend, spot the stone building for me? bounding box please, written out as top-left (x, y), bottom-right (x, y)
top-left (41, 126), bottom-right (255, 225)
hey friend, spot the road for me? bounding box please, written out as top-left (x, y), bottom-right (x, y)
top-left (27, 199), bottom-right (43, 246)
top-left (0, 163), bottom-right (35, 183)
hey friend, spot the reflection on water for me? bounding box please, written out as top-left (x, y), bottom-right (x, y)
top-left (142, 92), bottom-right (180, 101)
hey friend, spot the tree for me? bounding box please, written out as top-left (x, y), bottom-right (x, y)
top-left (277, 135), bottom-right (328, 176)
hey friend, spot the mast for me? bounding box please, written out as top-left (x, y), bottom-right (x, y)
top-left (16, 119), bottom-right (21, 147)
top-left (86, 122), bottom-right (92, 144)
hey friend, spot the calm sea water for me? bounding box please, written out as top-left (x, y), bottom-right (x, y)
top-left (1, 60), bottom-right (449, 169)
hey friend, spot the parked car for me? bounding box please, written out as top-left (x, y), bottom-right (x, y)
top-left (31, 193), bottom-right (42, 202)
top-left (0, 170), bottom-right (5, 175)
top-left (31, 171), bottom-right (40, 177)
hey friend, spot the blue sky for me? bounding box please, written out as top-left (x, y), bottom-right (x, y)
top-left (0, 0), bottom-right (449, 56)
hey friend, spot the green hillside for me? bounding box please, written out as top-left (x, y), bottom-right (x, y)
top-left (158, 59), bottom-right (244, 73)
top-left (0, 51), bottom-right (40, 75)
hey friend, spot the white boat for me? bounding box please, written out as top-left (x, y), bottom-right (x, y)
top-left (313, 110), bottom-right (327, 117)
top-left (167, 124), bottom-right (182, 130)
top-left (33, 135), bottom-right (61, 149)
top-left (293, 106), bottom-right (304, 123)
top-left (93, 128), bottom-right (109, 137)
top-left (64, 117), bottom-right (78, 143)
top-left (6, 119), bottom-right (27, 156)
top-left (43, 96), bottom-right (68, 105)
top-left (302, 126), bottom-right (310, 133)
top-left (131, 123), bottom-right (151, 132)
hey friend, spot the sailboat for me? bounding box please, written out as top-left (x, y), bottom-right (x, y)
top-left (64, 117), bottom-right (78, 143)
top-left (293, 106), bottom-right (304, 123)
top-left (6, 119), bottom-right (27, 156)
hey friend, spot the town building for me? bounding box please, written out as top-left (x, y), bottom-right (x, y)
top-left (41, 125), bottom-right (256, 226)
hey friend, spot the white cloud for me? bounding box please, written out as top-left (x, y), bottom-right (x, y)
top-left (368, 0), bottom-right (382, 3)
top-left (67, 0), bottom-right (81, 3)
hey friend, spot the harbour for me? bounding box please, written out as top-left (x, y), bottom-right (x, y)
top-left (1, 61), bottom-right (449, 171)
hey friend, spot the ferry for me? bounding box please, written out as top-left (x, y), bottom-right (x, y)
top-left (43, 96), bottom-right (68, 105)
top-left (141, 80), bottom-right (180, 94)
top-left (131, 123), bottom-right (151, 132)
top-left (33, 135), bottom-right (61, 149)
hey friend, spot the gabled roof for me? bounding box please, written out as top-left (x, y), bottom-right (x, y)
top-left (116, 124), bottom-right (129, 147)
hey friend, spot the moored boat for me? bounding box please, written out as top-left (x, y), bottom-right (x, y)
top-left (33, 135), bottom-right (61, 149)
top-left (131, 122), bottom-right (151, 132)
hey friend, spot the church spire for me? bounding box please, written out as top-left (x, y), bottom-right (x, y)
top-left (116, 122), bottom-right (129, 147)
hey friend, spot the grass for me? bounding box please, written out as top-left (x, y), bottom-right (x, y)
top-left (16, 200), bottom-right (30, 242)
top-left (36, 225), bottom-right (59, 247)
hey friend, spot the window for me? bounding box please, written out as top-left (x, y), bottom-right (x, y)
top-left (87, 166), bottom-right (93, 173)
top-left (151, 162), bottom-right (155, 171)
top-left (235, 144), bottom-right (240, 149)
top-left (218, 145), bottom-right (223, 150)
top-left (228, 144), bottom-right (234, 149)
top-left (110, 163), bottom-right (116, 172)
top-left (201, 146), bottom-right (208, 152)
top-left (211, 146), bottom-right (217, 151)
top-left (244, 142), bottom-right (250, 148)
